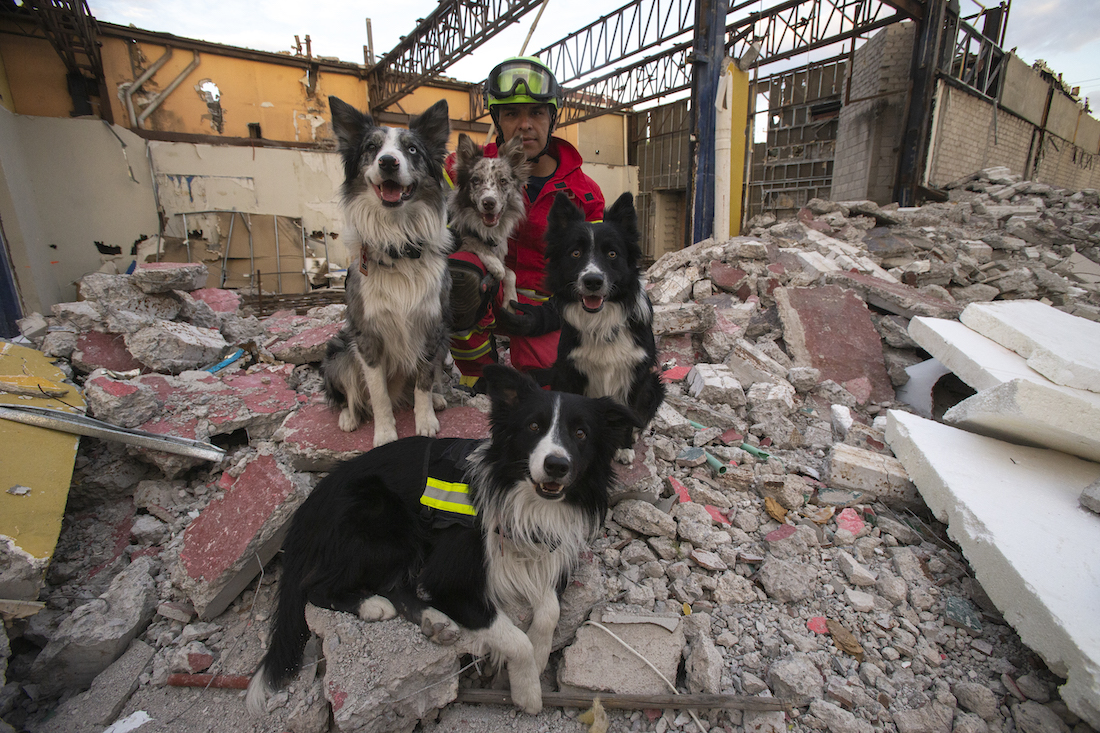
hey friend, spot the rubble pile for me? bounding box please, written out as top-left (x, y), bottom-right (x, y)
top-left (2, 167), bottom-right (1098, 733)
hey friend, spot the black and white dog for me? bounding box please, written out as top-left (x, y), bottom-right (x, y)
top-left (246, 365), bottom-right (634, 716)
top-left (449, 133), bottom-right (531, 312)
top-left (544, 191), bottom-right (665, 463)
top-left (322, 96), bottom-right (452, 446)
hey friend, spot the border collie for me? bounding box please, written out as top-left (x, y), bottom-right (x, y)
top-left (449, 133), bottom-right (530, 311)
top-left (322, 96), bottom-right (452, 446)
top-left (545, 191), bottom-right (666, 463)
top-left (246, 365), bottom-right (633, 715)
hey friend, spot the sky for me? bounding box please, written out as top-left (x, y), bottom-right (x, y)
top-left (86, 0), bottom-right (1100, 106)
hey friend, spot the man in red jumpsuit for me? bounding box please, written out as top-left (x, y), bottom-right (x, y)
top-left (447, 56), bottom-right (605, 390)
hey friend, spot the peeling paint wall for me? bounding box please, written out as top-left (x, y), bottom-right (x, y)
top-left (0, 108), bottom-right (160, 312)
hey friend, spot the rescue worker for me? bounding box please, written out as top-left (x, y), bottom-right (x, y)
top-left (447, 56), bottom-right (605, 390)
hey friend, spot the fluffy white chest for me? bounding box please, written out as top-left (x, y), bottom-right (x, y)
top-left (563, 302), bottom-right (645, 405)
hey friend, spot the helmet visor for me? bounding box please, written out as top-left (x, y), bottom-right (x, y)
top-left (486, 60), bottom-right (561, 104)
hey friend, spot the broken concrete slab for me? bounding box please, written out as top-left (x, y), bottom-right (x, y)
top-left (827, 443), bottom-right (918, 505)
top-left (652, 302), bottom-right (717, 335)
top-left (775, 285), bottom-right (894, 403)
top-left (305, 605), bottom-right (459, 733)
top-left (130, 262), bottom-right (209, 294)
top-left (125, 321), bottom-right (228, 374)
top-left (907, 317), bottom-right (1100, 462)
top-left (267, 321), bottom-right (341, 365)
top-left (827, 271), bottom-right (963, 320)
top-left (959, 300), bottom-right (1100, 393)
top-left (31, 639), bottom-right (155, 733)
top-left (174, 447), bottom-right (312, 619)
top-left (275, 400), bottom-right (489, 471)
top-left (31, 556), bottom-right (158, 696)
top-left (885, 410), bottom-right (1100, 729)
top-left (132, 365), bottom-right (304, 476)
top-left (71, 331), bottom-right (145, 374)
top-left (76, 273), bottom-right (182, 333)
top-left (558, 612), bottom-right (683, 695)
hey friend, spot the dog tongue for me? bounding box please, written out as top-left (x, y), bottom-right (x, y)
top-left (379, 181), bottom-right (404, 203)
top-left (481, 212), bottom-right (500, 227)
top-left (583, 295), bottom-right (604, 310)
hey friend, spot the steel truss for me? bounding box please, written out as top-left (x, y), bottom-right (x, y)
top-left (366, 0), bottom-right (544, 115)
top-left (369, 0), bottom-right (921, 124)
top-left (552, 0), bottom-right (915, 124)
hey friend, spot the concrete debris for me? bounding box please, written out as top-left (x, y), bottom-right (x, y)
top-left (4, 168), bottom-right (1100, 732)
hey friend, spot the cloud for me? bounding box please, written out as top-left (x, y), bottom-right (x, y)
top-left (1004, 0), bottom-right (1100, 54)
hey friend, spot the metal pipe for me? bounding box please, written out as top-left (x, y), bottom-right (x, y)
top-left (221, 212), bottom-right (235, 287)
top-left (299, 218), bottom-right (309, 290)
top-left (273, 215), bottom-right (282, 292)
top-left (0, 405), bottom-right (225, 462)
top-left (181, 212), bottom-right (191, 263)
top-left (124, 46), bottom-right (174, 129)
top-left (137, 50), bottom-right (202, 128)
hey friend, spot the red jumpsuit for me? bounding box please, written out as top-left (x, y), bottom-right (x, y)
top-left (447, 136), bottom-right (605, 384)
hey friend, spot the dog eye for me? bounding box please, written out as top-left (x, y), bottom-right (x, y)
top-left (607, 250), bottom-right (617, 259)
top-left (528, 421), bottom-right (540, 432)
top-left (571, 249), bottom-right (581, 258)
top-left (499, 177), bottom-right (508, 186)
top-left (407, 145), bottom-right (417, 155)
top-left (575, 428), bottom-right (587, 441)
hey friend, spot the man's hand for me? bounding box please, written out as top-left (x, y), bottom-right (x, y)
top-left (495, 301), bottom-right (541, 336)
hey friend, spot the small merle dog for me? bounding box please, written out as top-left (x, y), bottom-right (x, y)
top-left (321, 96), bottom-right (452, 447)
top-left (246, 365), bottom-right (633, 716)
top-left (449, 133), bottom-right (531, 312)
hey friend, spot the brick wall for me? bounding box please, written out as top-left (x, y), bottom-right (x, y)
top-left (927, 81), bottom-right (1100, 190)
top-left (832, 23), bottom-right (915, 203)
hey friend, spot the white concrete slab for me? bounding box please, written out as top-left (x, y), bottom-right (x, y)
top-left (885, 410), bottom-right (1100, 729)
top-left (908, 317), bottom-right (1100, 462)
top-left (960, 300), bottom-right (1100, 393)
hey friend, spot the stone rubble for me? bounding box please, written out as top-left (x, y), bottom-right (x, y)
top-left (2, 167), bottom-right (1098, 733)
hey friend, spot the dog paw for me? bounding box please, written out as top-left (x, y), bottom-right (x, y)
top-left (614, 447), bottom-right (636, 464)
top-left (357, 595), bottom-right (397, 622)
top-left (373, 425), bottom-right (398, 446)
top-left (510, 681), bottom-right (543, 715)
top-left (420, 608), bottom-right (460, 646)
top-left (432, 393), bottom-right (447, 411)
top-left (417, 413), bottom-right (441, 438)
top-left (338, 408), bottom-right (359, 433)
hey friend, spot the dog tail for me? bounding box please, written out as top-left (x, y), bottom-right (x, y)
top-left (245, 561), bottom-right (312, 716)
top-left (322, 331), bottom-right (352, 406)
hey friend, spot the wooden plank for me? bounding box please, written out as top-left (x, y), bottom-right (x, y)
top-left (455, 689), bottom-right (807, 712)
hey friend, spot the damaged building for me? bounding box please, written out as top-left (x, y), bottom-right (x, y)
top-left (1, 1), bottom-right (1099, 733)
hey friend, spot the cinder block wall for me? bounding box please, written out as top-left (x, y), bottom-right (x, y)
top-left (926, 84), bottom-right (1033, 184)
top-left (831, 23), bottom-right (916, 203)
top-left (926, 81), bottom-right (1100, 190)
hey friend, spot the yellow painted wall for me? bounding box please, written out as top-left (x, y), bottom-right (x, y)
top-left (0, 30), bottom-right (76, 119)
top-left (728, 63), bottom-right (750, 236)
top-left (99, 36), bottom-right (366, 142)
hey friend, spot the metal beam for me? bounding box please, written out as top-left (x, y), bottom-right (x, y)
top-left (367, 0), bottom-right (544, 115)
top-left (556, 0), bottom-right (915, 123)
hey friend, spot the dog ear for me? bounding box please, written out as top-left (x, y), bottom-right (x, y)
top-left (410, 99), bottom-right (451, 162)
top-left (605, 192), bottom-right (642, 267)
top-left (456, 133), bottom-right (481, 171)
top-left (547, 191), bottom-right (584, 233)
top-left (597, 398), bottom-right (640, 451)
top-left (329, 96), bottom-right (371, 153)
top-left (500, 136), bottom-right (532, 183)
top-left (482, 364), bottom-right (539, 411)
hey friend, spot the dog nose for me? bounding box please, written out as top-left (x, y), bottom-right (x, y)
top-left (582, 273), bottom-right (604, 293)
top-left (378, 155), bottom-right (399, 172)
top-left (482, 196), bottom-right (497, 210)
top-left (543, 454), bottom-right (571, 481)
